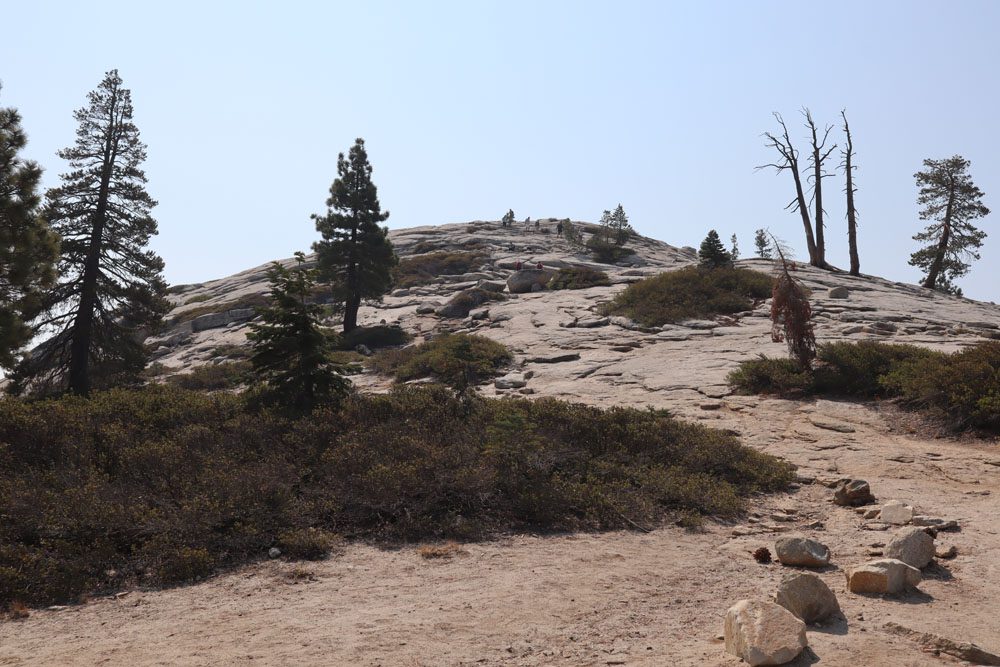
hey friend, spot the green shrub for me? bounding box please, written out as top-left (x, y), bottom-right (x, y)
top-left (276, 528), bottom-right (339, 560)
top-left (881, 341), bottom-right (1000, 430)
top-left (0, 384), bottom-right (793, 605)
top-left (727, 356), bottom-right (814, 395)
top-left (604, 266), bottom-right (772, 327)
top-left (395, 251), bottom-right (487, 287)
top-left (586, 234), bottom-right (633, 264)
top-left (183, 294), bottom-right (211, 305)
top-left (166, 361), bottom-right (252, 391)
top-left (813, 341), bottom-right (942, 396)
top-left (337, 325), bottom-right (412, 350)
top-left (369, 334), bottom-right (512, 389)
top-left (548, 266), bottom-right (611, 290)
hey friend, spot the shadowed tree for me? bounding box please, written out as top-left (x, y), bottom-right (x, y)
top-left (248, 252), bottom-right (350, 412)
top-left (0, 87), bottom-right (59, 370)
top-left (841, 110), bottom-right (860, 276)
top-left (14, 70), bottom-right (166, 395)
top-left (312, 138), bottom-right (397, 333)
top-left (908, 156), bottom-right (989, 295)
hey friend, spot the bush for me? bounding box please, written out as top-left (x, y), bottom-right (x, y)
top-left (727, 356), bottom-right (814, 395)
top-left (603, 266), bottom-right (772, 327)
top-left (337, 325), bottom-right (412, 350)
top-left (548, 267), bottom-right (611, 290)
top-left (166, 361), bottom-right (252, 391)
top-left (813, 341), bottom-right (942, 396)
top-left (586, 234), bottom-right (633, 264)
top-left (0, 384), bottom-right (793, 606)
top-left (395, 251), bottom-right (487, 287)
top-left (369, 334), bottom-right (512, 389)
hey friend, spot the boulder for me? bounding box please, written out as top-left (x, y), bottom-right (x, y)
top-left (880, 500), bottom-right (914, 525)
top-left (190, 311), bottom-right (231, 332)
top-left (833, 479), bottom-right (875, 506)
top-left (477, 280), bottom-right (506, 293)
top-left (575, 317), bottom-right (609, 328)
top-left (227, 307), bottom-right (256, 322)
top-left (507, 269), bottom-right (554, 294)
top-left (469, 308), bottom-right (490, 321)
top-left (494, 374), bottom-right (527, 390)
top-left (775, 536), bottom-right (831, 567)
top-left (885, 526), bottom-right (935, 569)
top-left (677, 319), bottom-right (718, 330)
top-left (774, 572), bottom-right (841, 624)
top-left (846, 558), bottom-right (921, 594)
top-left (724, 599), bottom-right (807, 666)
top-left (415, 304), bottom-right (437, 315)
top-left (828, 286), bottom-right (849, 299)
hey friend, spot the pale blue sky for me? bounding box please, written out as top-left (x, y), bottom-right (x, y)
top-left (2, 1), bottom-right (998, 299)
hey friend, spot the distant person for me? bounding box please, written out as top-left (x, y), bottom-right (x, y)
top-left (535, 220), bottom-right (540, 229)
top-left (536, 261), bottom-right (543, 270)
top-left (514, 260), bottom-right (522, 271)
top-left (556, 221), bottom-right (563, 234)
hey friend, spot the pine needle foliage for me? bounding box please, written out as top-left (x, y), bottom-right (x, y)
top-left (248, 252), bottom-right (350, 412)
top-left (698, 229), bottom-right (733, 268)
top-left (0, 89), bottom-right (59, 370)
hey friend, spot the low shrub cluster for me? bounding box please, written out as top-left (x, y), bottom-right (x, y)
top-left (0, 383), bottom-right (793, 606)
top-left (586, 235), bottom-right (633, 264)
top-left (603, 266), bottom-right (772, 327)
top-left (337, 325), bottom-right (411, 350)
top-left (166, 360), bottom-right (252, 391)
top-left (728, 340), bottom-right (1000, 431)
top-left (548, 266), bottom-right (611, 290)
top-left (395, 251), bottom-right (487, 287)
top-left (369, 333), bottom-right (512, 389)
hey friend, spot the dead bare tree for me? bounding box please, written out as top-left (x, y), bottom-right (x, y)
top-left (759, 113), bottom-right (817, 266)
top-left (840, 110), bottom-right (860, 276)
top-left (804, 110), bottom-right (836, 269)
top-left (769, 236), bottom-right (815, 369)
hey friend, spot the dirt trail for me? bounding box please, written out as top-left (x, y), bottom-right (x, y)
top-left (2, 398), bottom-right (998, 666)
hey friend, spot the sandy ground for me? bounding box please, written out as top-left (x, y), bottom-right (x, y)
top-left (2, 397), bottom-right (999, 666)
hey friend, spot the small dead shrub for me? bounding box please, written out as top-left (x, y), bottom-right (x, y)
top-left (417, 541), bottom-right (468, 559)
top-left (276, 528), bottom-right (339, 561)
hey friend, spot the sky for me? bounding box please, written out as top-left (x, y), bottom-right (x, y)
top-left (2, 0), bottom-right (999, 300)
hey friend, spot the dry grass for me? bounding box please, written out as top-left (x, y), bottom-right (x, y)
top-left (417, 542), bottom-right (468, 560)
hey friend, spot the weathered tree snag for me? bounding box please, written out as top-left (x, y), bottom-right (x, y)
top-left (804, 109), bottom-right (836, 269)
top-left (841, 110), bottom-right (860, 276)
top-left (759, 113), bottom-right (817, 266)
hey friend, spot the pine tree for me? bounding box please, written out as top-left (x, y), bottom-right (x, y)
top-left (908, 156), bottom-right (989, 295)
top-left (248, 252), bottom-right (349, 412)
top-left (754, 228), bottom-right (772, 259)
top-left (312, 138), bottom-right (397, 333)
top-left (730, 233), bottom-right (740, 260)
top-left (14, 70), bottom-right (166, 395)
top-left (698, 229), bottom-right (732, 268)
top-left (0, 88), bottom-right (59, 370)
top-left (605, 204), bottom-right (632, 245)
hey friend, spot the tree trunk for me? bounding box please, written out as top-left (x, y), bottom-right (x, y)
top-left (67, 93), bottom-right (119, 395)
top-left (343, 201), bottom-right (360, 334)
top-left (922, 181), bottom-right (955, 289)
top-left (791, 167), bottom-right (818, 265)
top-left (813, 152), bottom-right (826, 268)
top-left (843, 113), bottom-right (860, 276)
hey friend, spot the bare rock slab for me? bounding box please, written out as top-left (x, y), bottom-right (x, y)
top-left (846, 558), bottom-right (921, 594)
top-left (885, 526), bottom-right (935, 569)
top-left (724, 599), bottom-right (807, 666)
top-left (775, 572), bottom-right (841, 624)
top-left (833, 479), bottom-right (875, 506)
top-left (775, 536), bottom-right (831, 568)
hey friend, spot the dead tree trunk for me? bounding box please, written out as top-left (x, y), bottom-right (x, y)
top-left (804, 109), bottom-right (836, 269)
top-left (841, 110), bottom-right (860, 276)
top-left (760, 113), bottom-right (817, 265)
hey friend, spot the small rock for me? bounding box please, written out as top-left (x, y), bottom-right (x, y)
top-left (575, 316), bottom-right (610, 328)
top-left (863, 508), bottom-right (881, 520)
top-left (774, 572), bottom-right (841, 624)
top-left (354, 344), bottom-right (373, 357)
top-left (469, 308), bottom-right (490, 320)
top-left (828, 286), bottom-right (849, 299)
top-left (846, 559), bottom-right (921, 594)
top-left (268, 547), bottom-right (281, 559)
top-left (833, 479), bottom-right (875, 506)
top-left (415, 304), bottom-right (437, 315)
top-left (724, 599), bottom-right (807, 666)
top-left (528, 352), bottom-right (581, 364)
top-left (881, 500), bottom-right (914, 525)
top-left (494, 374), bottom-right (527, 390)
top-left (910, 516), bottom-right (959, 531)
top-left (775, 536), bottom-right (831, 567)
top-left (935, 545), bottom-right (958, 560)
top-left (885, 526), bottom-right (935, 569)
top-left (809, 417), bottom-right (856, 433)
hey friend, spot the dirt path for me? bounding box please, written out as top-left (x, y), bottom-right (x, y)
top-left (2, 397), bottom-right (998, 666)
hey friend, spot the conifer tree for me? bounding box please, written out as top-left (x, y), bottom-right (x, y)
top-left (754, 228), bottom-right (772, 259)
top-left (730, 233), bottom-right (740, 260)
top-left (908, 156), bottom-right (989, 295)
top-left (14, 70), bottom-right (166, 395)
top-left (599, 204), bottom-right (632, 245)
top-left (248, 252), bottom-right (349, 412)
top-left (698, 229), bottom-right (732, 268)
top-left (312, 138), bottom-right (396, 333)
top-left (0, 88), bottom-right (59, 370)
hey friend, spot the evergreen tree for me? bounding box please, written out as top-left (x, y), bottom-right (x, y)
top-left (248, 252), bottom-right (349, 412)
top-left (0, 88), bottom-right (59, 370)
top-left (599, 204), bottom-right (632, 245)
top-left (730, 233), bottom-right (740, 260)
top-left (908, 156), bottom-right (989, 295)
top-left (698, 229), bottom-right (732, 268)
top-left (754, 228), bottom-right (772, 259)
top-left (14, 70), bottom-right (166, 395)
top-left (312, 138), bottom-right (396, 333)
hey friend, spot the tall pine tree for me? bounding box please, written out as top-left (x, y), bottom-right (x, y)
top-left (0, 88), bottom-right (59, 370)
top-left (312, 138), bottom-right (396, 333)
top-left (14, 70), bottom-right (167, 395)
top-left (248, 252), bottom-right (349, 412)
top-left (908, 156), bottom-right (989, 295)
